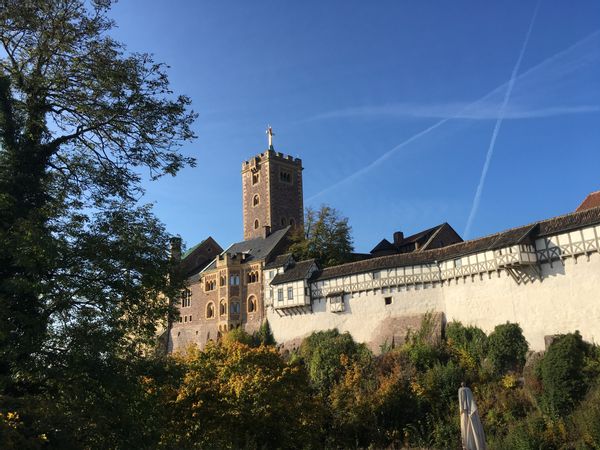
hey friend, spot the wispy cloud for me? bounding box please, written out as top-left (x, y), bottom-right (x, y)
top-left (309, 102), bottom-right (600, 121)
top-left (307, 28), bottom-right (600, 203)
top-left (464, 0), bottom-right (541, 238)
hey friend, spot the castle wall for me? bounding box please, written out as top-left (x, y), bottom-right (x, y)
top-left (267, 282), bottom-right (445, 352)
top-left (444, 249), bottom-right (600, 351)
top-left (266, 223), bottom-right (600, 352)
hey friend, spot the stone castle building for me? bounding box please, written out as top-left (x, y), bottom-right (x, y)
top-left (167, 137), bottom-right (600, 353)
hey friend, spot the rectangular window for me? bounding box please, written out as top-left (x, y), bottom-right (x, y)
top-left (384, 297), bottom-right (392, 306)
top-left (287, 287), bottom-right (293, 300)
top-left (304, 287), bottom-right (309, 296)
top-left (230, 274), bottom-right (239, 285)
top-left (329, 294), bottom-right (345, 313)
top-left (372, 271), bottom-right (380, 280)
top-left (277, 288), bottom-right (284, 301)
top-left (269, 270), bottom-right (274, 279)
top-left (189, 315), bottom-right (192, 321)
top-left (270, 289), bottom-right (273, 299)
top-left (454, 258), bottom-right (462, 268)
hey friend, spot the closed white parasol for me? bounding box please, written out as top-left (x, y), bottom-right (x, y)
top-left (458, 383), bottom-right (487, 450)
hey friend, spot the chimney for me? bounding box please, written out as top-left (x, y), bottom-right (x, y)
top-left (263, 225), bottom-right (271, 238)
top-left (393, 231), bottom-right (404, 245)
top-left (169, 236), bottom-right (182, 261)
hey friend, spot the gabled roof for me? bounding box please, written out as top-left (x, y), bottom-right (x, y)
top-left (371, 238), bottom-right (395, 253)
top-left (576, 191), bottom-right (600, 212)
top-left (315, 206), bottom-right (600, 282)
top-left (202, 227), bottom-right (291, 272)
top-left (370, 222), bottom-right (463, 255)
top-left (271, 259), bottom-right (318, 285)
top-left (264, 253), bottom-right (294, 269)
top-left (179, 236), bottom-right (222, 277)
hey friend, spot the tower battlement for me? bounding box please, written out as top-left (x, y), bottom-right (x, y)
top-left (241, 147), bottom-right (304, 240)
top-left (242, 149), bottom-right (302, 171)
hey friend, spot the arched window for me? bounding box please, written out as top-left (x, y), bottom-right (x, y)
top-left (281, 217), bottom-right (286, 226)
top-left (206, 302), bottom-right (215, 319)
top-left (220, 275), bottom-right (225, 286)
top-left (219, 300), bottom-right (226, 316)
top-left (246, 271), bottom-right (258, 283)
top-left (247, 295), bottom-right (257, 313)
top-left (289, 218), bottom-right (295, 227)
top-left (230, 302), bottom-right (240, 314)
top-left (252, 172), bottom-right (259, 185)
top-left (254, 219), bottom-right (259, 229)
top-left (253, 194), bottom-right (260, 206)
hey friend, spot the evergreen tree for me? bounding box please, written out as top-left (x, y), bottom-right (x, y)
top-left (289, 205), bottom-right (354, 267)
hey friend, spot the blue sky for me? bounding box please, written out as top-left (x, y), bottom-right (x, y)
top-left (109, 1), bottom-right (600, 253)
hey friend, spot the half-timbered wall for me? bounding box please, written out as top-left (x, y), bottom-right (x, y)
top-left (266, 223), bottom-right (600, 351)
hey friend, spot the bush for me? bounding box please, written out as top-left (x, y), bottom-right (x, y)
top-left (571, 381), bottom-right (600, 448)
top-left (404, 313), bottom-right (446, 371)
top-left (300, 329), bottom-right (372, 395)
top-left (538, 332), bottom-right (588, 417)
top-left (487, 323), bottom-right (528, 375)
top-left (446, 321), bottom-right (487, 363)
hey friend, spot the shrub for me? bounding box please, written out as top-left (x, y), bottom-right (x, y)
top-left (571, 381), bottom-right (600, 448)
top-left (538, 332), bottom-right (588, 417)
top-left (299, 329), bottom-right (372, 395)
top-left (222, 327), bottom-right (255, 346)
top-left (445, 321), bottom-right (488, 363)
top-left (404, 313), bottom-right (446, 371)
top-left (487, 323), bottom-right (528, 375)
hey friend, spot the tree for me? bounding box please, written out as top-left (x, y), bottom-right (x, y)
top-left (299, 329), bottom-right (371, 395)
top-left (165, 340), bottom-right (324, 449)
top-left (0, 0), bottom-right (195, 445)
top-left (538, 332), bottom-right (588, 417)
top-left (487, 322), bottom-right (528, 375)
top-left (289, 205), bottom-right (354, 267)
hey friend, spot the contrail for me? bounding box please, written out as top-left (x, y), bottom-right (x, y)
top-left (463, 0), bottom-right (542, 238)
top-left (306, 26), bottom-right (599, 204)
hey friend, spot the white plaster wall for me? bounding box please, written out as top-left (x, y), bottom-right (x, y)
top-left (444, 252), bottom-right (600, 350)
top-left (267, 283), bottom-right (444, 347)
top-left (266, 224), bottom-right (600, 352)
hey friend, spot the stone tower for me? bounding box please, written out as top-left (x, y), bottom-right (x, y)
top-left (241, 149), bottom-right (304, 240)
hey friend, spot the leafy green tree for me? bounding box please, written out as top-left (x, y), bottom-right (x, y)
top-left (289, 205), bottom-right (354, 267)
top-left (538, 332), bottom-right (588, 417)
top-left (0, 0), bottom-right (195, 446)
top-left (300, 329), bottom-right (371, 395)
top-left (166, 340), bottom-right (324, 449)
top-left (487, 323), bottom-right (528, 375)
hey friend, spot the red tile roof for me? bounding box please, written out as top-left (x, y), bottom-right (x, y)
top-left (576, 191), bottom-right (600, 212)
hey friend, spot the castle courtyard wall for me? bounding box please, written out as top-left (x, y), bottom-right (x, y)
top-left (444, 251), bottom-right (600, 350)
top-left (267, 223), bottom-right (600, 352)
